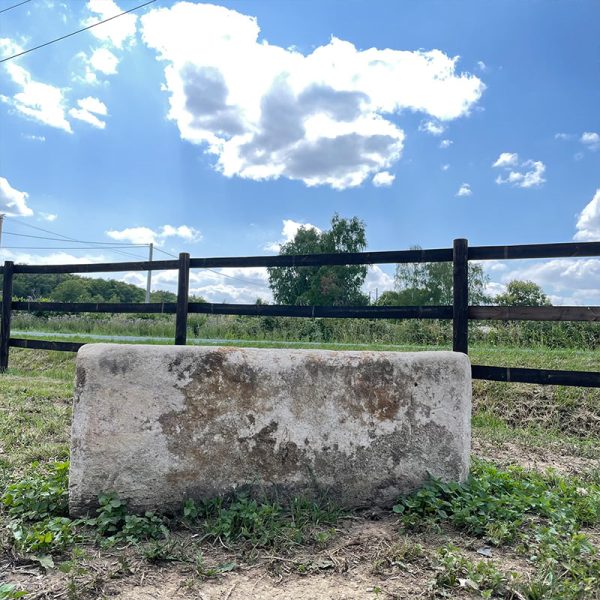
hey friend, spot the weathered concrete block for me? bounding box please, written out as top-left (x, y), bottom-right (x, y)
top-left (69, 344), bottom-right (471, 515)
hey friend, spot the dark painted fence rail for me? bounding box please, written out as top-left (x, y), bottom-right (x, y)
top-left (1, 238), bottom-right (599, 387)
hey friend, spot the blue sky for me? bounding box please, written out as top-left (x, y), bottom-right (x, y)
top-left (0, 0), bottom-right (599, 304)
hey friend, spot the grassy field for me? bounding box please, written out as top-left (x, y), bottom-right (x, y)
top-left (1, 344), bottom-right (599, 599)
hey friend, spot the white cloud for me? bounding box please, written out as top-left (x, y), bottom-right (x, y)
top-left (580, 131), bottom-right (600, 151)
top-left (477, 61), bottom-right (487, 71)
top-left (419, 119), bottom-right (445, 136)
top-left (0, 249), bottom-right (108, 267)
top-left (106, 224), bottom-right (202, 246)
top-left (492, 152), bottom-right (518, 168)
top-left (69, 96), bottom-right (108, 129)
top-left (456, 183), bottom-right (472, 197)
top-left (363, 265), bottom-right (394, 297)
top-left (40, 212), bottom-right (58, 222)
top-left (121, 266), bottom-right (272, 304)
top-left (0, 177), bottom-right (34, 216)
top-left (264, 218), bottom-right (321, 252)
top-left (498, 258), bottom-right (600, 305)
top-left (1, 38), bottom-right (72, 133)
top-left (493, 153), bottom-right (546, 188)
top-left (89, 47), bottom-right (119, 74)
top-left (140, 2), bottom-right (484, 189)
top-left (372, 171), bottom-right (395, 187)
top-left (22, 134), bottom-right (46, 142)
top-left (83, 0), bottom-right (137, 48)
top-left (574, 189), bottom-right (600, 242)
top-left (441, 163), bottom-right (450, 171)
top-left (76, 47), bottom-right (120, 85)
top-left (555, 131), bottom-right (599, 152)
top-left (439, 139), bottom-right (453, 149)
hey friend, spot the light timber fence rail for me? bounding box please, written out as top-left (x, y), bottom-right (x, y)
top-left (1, 238), bottom-right (599, 387)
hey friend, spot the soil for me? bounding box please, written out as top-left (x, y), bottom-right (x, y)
top-left (3, 433), bottom-right (597, 600)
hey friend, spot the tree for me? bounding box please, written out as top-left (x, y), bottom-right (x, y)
top-left (495, 280), bottom-right (551, 306)
top-left (393, 246), bottom-right (490, 305)
top-left (267, 214), bottom-right (369, 306)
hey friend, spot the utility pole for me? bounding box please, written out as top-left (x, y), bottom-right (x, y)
top-left (0, 214), bottom-right (4, 250)
top-left (145, 243), bottom-right (153, 303)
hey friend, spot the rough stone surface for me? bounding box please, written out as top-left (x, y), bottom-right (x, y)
top-left (69, 344), bottom-right (471, 515)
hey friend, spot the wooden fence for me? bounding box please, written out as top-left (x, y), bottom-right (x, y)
top-left (1, 238), bottom-right (599, 387)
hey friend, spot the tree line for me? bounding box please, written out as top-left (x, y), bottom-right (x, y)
top-left (267, 215), bottom-right (551, 308)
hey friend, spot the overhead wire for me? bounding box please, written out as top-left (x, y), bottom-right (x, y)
top-left (0, 0), bottom-right (157, 63)
top-left (4, 216), bottom-right (149, 260)
top-left (2, 231), bottom-right (148, 246)
top-left (1, 246), bottom-right (150, 250)
top-left (153, 246), bottom-right (268, 290)
top-left (0, 0), bottom-right (32, 15)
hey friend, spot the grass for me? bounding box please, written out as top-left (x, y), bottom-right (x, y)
top-left (1, 345), bottom-right (599, 598)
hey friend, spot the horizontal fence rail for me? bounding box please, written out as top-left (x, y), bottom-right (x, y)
top-left (0, 239), bottom-right (598, 388)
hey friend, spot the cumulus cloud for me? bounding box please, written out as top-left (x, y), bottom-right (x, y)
top-left (439, 139), bottom-right (453, 149)
top-left (83, 0), bottom-right (137, 48)
top-left (493, 152), bottom-right (546, 188)
top-left (441, 163), bottom-right (450, 171)
top-left (76, 47), bottom-right (120, 83)
top-left (580, 131), bottom-right (600, 151)
top-left (555, 131), bottom-right (599, 152)
top-left (574, 189), bottom-right (600, 242)
top-left (456, 183), bottom-right (472, 197)
top-left (106, 224), bottom-right (202, 246)
top-left (492, 152), bottom-right (518, 168)
top-left (498, 258), bottom-right (600, 306)
top-left (264, 219), bottom-right (321, 252)
top-left (0, 177), bottom-right (34, 217)
top-left (419, 120), bottom-right (445, 136)
top-left (69, 96), bottom-right (108, 129)
top-left (1, 39), bottom-right (72, 133)
top-left (140, 2), bottom-right (484, 189)
top-left (363, 265), bottom-right (394, 297)
top-left (372, 171), bottom-right (395, 187)
top-left (40, 212), bottom-right (58, 222)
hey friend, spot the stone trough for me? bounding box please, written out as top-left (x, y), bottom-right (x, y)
top-left (69, 344), bottom-right (471, 515)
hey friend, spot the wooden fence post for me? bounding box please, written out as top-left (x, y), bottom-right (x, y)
top-left (452, 239), bottom-right (469, 354)
top-left (0, 261), bottom-right (14, 371)
top-left (175, 253), bottom-right (190, 345)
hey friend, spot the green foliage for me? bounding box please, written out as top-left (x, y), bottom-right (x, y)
top-left (8, 516), bottom-right (76, 553)
top-left (0, 584), bottom-right (27, 600)
top-left (394, 460), bottom-right (600, 599)
top-left (4, 272), bottom-right (178, 304)
top-left (394, 246), bottom-right (490, 306)
top-left (86, 492), bottom-right (169, 545)
top-left (1, 461), bottom-right (69, 521)
top-left (267, 214), bottom-right (369, 306)
top-left (183, 494), bottom-right (342, 549)
top-left (1, 462), bottom-right (75, 555)
top-left (496, 280), bottom-right (551, 307)
top-left (435, 545), bottom-right (514, 597)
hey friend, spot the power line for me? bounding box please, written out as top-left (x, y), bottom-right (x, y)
top-left (0, 0), bottom-right (157, 63)
top-left (153, 246), bottom-right (267, 289)
top-left (3, 230), bottom-right (148, 246)
top-left (0, 245), bottom-right (150, 250)
top-left (0, 0), bottom-right (32, 15)
top-left (4, 217), bottom-right (149, 260)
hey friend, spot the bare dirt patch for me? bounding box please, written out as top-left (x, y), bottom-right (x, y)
top-left (4, 515), bottom-right (534, 600)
